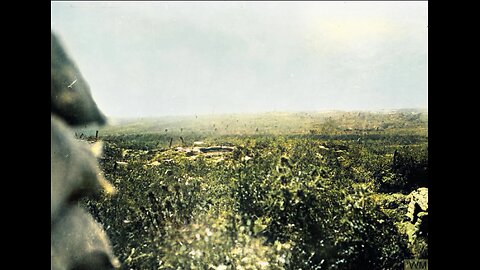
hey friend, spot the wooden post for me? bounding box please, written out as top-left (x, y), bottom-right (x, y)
top-left (169, 138), bottom-right (173, 148)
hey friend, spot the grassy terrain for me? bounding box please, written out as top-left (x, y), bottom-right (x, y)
top-left (81, 110), bottom-right (428, 270)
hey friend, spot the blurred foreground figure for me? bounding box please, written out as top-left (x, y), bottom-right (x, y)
top-left (51, 33), bottom-right (106, 126)
top-left (51, 206), bottom-right (121, 270)
top-left (51, 115), bottom-right (116, 224)
top-left (51, 31), bottom-right (119, 270)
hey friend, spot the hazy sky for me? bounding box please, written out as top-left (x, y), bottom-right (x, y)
top-left (51, 1), bottom-right (428, 118)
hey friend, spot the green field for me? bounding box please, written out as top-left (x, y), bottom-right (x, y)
top-left (81, 110), bottom-right (428, 270)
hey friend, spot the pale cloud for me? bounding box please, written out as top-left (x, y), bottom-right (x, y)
top-left (51, 1), bottom-right (427, 117)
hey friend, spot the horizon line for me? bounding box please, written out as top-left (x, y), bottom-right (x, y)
top-left (104, 107), bottom-right (428, 120)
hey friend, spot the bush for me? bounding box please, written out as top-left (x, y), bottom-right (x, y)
top-left (159, 212), bottom-right (292, 269)
top-left (82, 134), bottom-right (423, 270)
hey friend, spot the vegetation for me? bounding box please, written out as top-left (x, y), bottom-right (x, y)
top-left (80, 110), bottom-right (428, 270)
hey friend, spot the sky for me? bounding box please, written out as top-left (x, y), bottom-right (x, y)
top-left (51, 1), bottom-right (428, 118)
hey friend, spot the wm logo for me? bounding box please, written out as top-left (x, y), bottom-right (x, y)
top-left (404, 259), bottom-right (428, 270)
